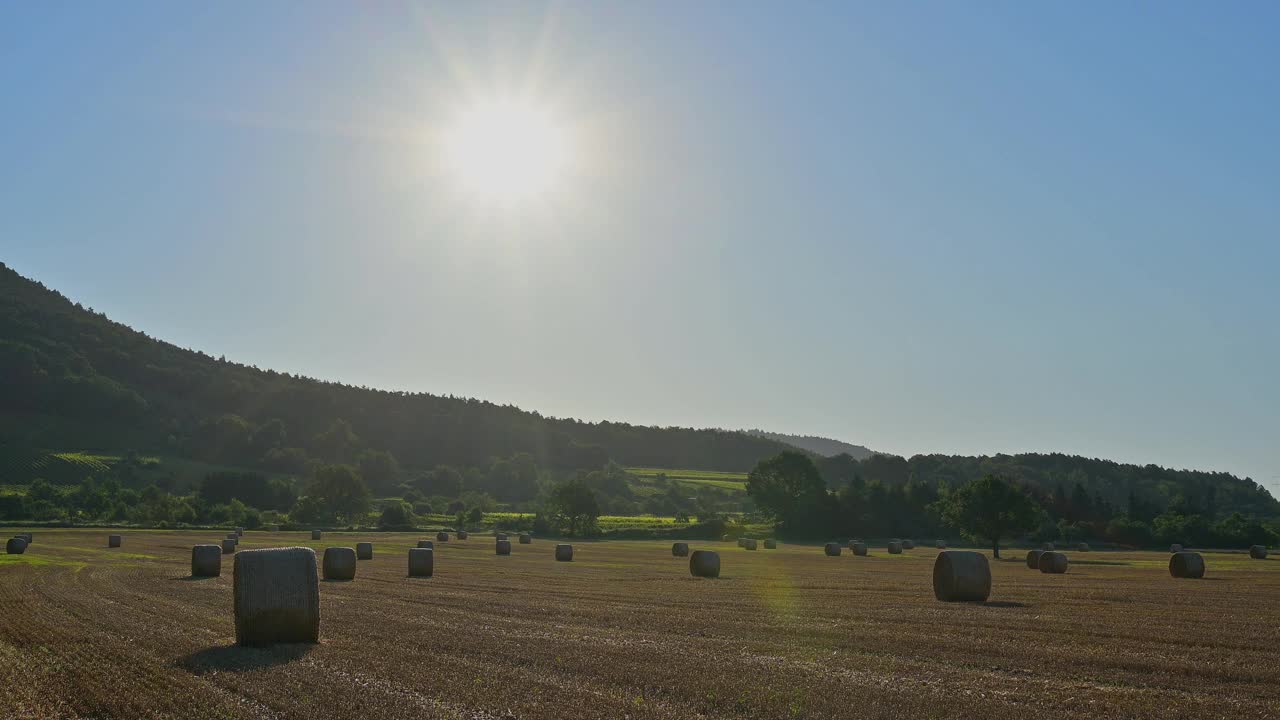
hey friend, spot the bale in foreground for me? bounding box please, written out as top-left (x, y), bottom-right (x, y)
top-left (496, 539), bottom-right (512, 555)
top-left (221, 539), bottom-right (237, 554)
top-left (933, 551), bottom-right (991, 602)
top-left (192, 544), bottom-right (222, 576)
top-left (887, 541), bottom-right (903, 555)
top-left (555, 544), bottom-right (573, 561)
top-left (357, 542), bottom-right (373, 560)
top-left (689, 550), bottom-right (720, 578)
top-left (671, 542), bottom-right (689, 557)
top-left (824, 543), bottom-right (842, 557)
top-left (1169, 552), bottom-right (1205, 578)
top-left (408, 548), bottom-right (433, 577)
top-left (764, 539), bottom-right (777, 549)
top-left (6, 537), bottom-right (26, 555)
top-left (322, 547), bottom-right (357, 581)
top-left (108, 534), bottom-right (122, 548)
top-left (1249, 545), bottom-right (1268, 559)
top-left (1025, 549), bottom-right (1044, 569)
top-left (234, 547), bottom-right (320, 645)
top-left (1038, 551), bottom-right (1069, 574)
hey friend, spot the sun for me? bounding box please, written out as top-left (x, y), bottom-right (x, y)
top-left (439, 95), bottom-right (574, 207)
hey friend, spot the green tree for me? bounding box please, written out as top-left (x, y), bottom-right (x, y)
top-left (933, 474), bottom-right (1043, 558)
top-left (378, 499), bottom-right (416, 530)
top-left (307, 464), bottom-right (372, 525)
top-left (547, 477), bottom-right (600, 537)
top-left (746, 451), bottom-right (832, 534)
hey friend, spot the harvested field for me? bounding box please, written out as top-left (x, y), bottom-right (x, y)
top-left (1, 530), bottom-right (1278, 719)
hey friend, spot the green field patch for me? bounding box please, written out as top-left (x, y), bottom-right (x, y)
top-left (0, 554), bottom-right (87, 570)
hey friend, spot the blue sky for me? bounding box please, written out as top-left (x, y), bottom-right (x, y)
top-left (3, 3), bottom-right (1277, 491)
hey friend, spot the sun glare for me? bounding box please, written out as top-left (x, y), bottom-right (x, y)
top-left (439, 95), bottom-right (573, 207)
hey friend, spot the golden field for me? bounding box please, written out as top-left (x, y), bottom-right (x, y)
top-left (1, 530), bottom-right (1277, 719)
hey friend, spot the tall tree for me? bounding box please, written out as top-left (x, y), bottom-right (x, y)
top-left (933, 474), bottom-right (1043, 558)
top-left (307, 464), bottom-right (372, 525)
top-left (746, 451), bottom-right (832, 534)
top-left (546, 477), bottom-right (600, 537)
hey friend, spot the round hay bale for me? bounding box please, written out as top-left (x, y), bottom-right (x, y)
top-left (236, 527), bottom-right (245, 537)
top-left (408, 548), bottom-right (434, 577)
top-left (17, 533), bottom-right (32, 544)
top-left (721, 535), bottom-right (731, 542)
top-left (1042, 542), bottom-right (1055, 551)
top-left (1025, 549), bottom-right (1044, 569)
top-left (742, 539), bottom-right (758, 551)
top-left (851, 542), bottom-right (868, 556)
top-left (736, 538), bottom-right (746, 548)
top-left (936, 540), bottom-right (947, 549)
top-left (496, 533), bottom-right (508, 541)
top-left (1169, 543), bottom-right (1183, 553)
top-left (108, 534), bottom-right (122, 548)
top-left (436, 532), bottom-right (449, 542)
top-left (192, 544), bottom-right (221, 576)
top-left (6, 537), bottom-right (27, 555)
top-left (222, 539), bottom-right (238, 555)
top-left (311, 530), bottom-right (322, 541)
top-left (887, 541), bottom-right (903, 555)
top-left (764, 539), bottom-right (777, 549)
top-left (457, 531), bottom-right (468, 540)
top-left (902, 539), bottom-right (915, 550)
top-left (417, 540), bottom-right (434, 550)
top-left (1249, 545), bottom-right (1268, 559)
top-left (555, 544), bottom-right (573, 562)
top-left (689, 550), bottom-right (720, 578)
top-left (519, 534), bottom-right (532, 545)
top-left (322, 547), bottom-right (357, 581)
top-left (1076, 542), bottom-right (1090, 552)
top-left (1038, 551), bottom-right (1069, 574)
top-left (356, 542), bottom-right (373, 560)
top-left (671, 542), bottom-right (689, 557)
top-left (824, 543), bottom-right (842, 557)
top-left (932, 550), bottom-right (992, 602)
top-left (234, 547), bottom-right (320, 645)
top-left (1169, 551), bottom-right (1205, 579)
top-left (496, 539), bottom-right (512, 555)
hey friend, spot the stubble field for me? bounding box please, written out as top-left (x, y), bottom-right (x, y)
top-left (1, 530), bottom-right (1278, 719)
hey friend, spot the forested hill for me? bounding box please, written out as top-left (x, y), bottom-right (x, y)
top-left (0, 262), bottom-right (796, 474)
top-left (745, 430), bottom-right (874, 459)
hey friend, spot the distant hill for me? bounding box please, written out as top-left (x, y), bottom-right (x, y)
top-left (745, 430), bottom-right (875, 460)
top-left (0, 262), bottom-right (797, 480)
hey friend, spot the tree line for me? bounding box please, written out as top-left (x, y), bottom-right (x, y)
top-left (749, 451), bottom-right (1279, 550)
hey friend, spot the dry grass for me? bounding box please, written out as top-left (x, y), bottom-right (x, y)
top-left (0, 531), bottom-right (1278, 719)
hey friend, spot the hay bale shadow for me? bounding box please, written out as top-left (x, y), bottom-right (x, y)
top-left (172, 575), bottom-right (220, 582)
top-left (178, 644), bottom-right (312, 674)
top-left (981, 601), bottom-right (1027, 609)
top-left (1071, 560), bottom-right (1130, 567)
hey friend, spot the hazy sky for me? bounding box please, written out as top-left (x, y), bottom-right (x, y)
top-left (3, 3), bottom-right (1277, 491)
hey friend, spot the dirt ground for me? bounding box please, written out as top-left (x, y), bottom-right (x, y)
top-left (1, 530), bottom-right (1277, 719)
